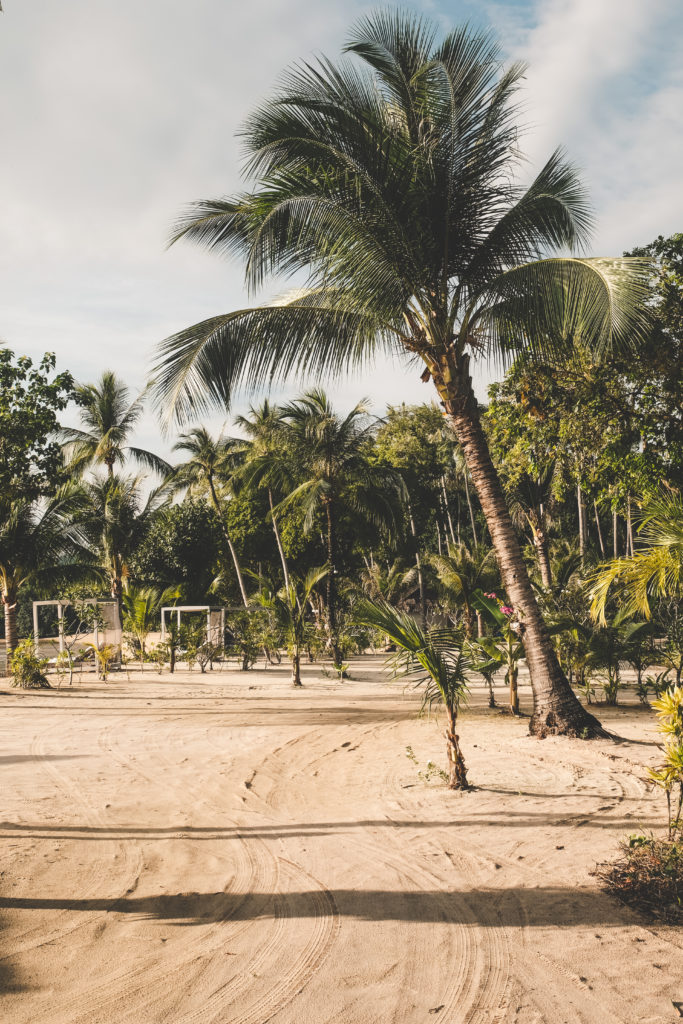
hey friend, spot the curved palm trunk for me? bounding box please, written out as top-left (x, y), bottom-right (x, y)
top-left (268, 489), bottom-right (291, 591)
top-left (208, 478), bottom-right (248, 608)
top-left (434, 354), bottom-right (603, 737)
top-left (445, 706), bottom-right (468, 789)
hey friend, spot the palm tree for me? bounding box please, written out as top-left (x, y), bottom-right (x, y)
top-left (432, 542), bottom-right (498, 637)
top-left (170, 427), bottom-right (249, 607)
top-left (506, 462), bottom-right (557, 590)
top-left (276, 389), bottom-right (404, 664)
top-left (61, 371), bottom-right (170, 479)
top-left (590, 490), bottom-right (683, 623)
top-left (233, 400), bottom-right (292, 590)
top-left (122, 584), bottom-right (180, 671)
top-left (151, 12), bottom-right (650, 735)
top-left (357, 598), bottom-right (472, 789)
top-left (0, 487), bottom-right (96, 665)
top-left (256, 567), bottom-right (328, 685)
top-left (82, 474), bottom-right (168, 624)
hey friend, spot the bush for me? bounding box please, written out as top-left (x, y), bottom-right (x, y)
top-left (10, 639), bottom-right (51, 689)
top-left (595, 835), bottom-right (683, 924)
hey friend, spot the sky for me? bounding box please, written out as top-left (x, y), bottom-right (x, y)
top-left (0, 0), bottom-right (681, 457)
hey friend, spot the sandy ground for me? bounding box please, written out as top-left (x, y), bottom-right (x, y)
top-left (0, 655), bottom-right (682, 1024)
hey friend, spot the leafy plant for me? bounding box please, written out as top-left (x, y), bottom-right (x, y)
top-left (10, 639), bottom-right (51, 689)
top-left (649, 685), bottom-right (683, 839)
top-left (357, 599), bottom-right (472, 789)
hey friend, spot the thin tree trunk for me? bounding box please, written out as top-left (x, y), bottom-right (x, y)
top-left (577, 482), bottom-right (585, 558)
top-left (441, 477), bottom-right (457, 546)
top-left (594, 501), bottom-right (605, 558)
top-left (464, 471), bottom-right (479, 546)
top-left (627, 495), bottom-right (634, 557)
top-left (445, 706), bottom-right (468, 790)
top-left (291, 649), bottom-right (302, 687)
top-left (613, 508), bottom-right (618, 559)
top-left (208, 478), bottom-right (248, 608)
top-left (3, 596), bottom-right (17, 674)
top-left (408, 502), bottom-right (426, 624)
top-left (532, 527), bottom-right (553, 590)
top-left (433, 353), bottom-right (603, 737)
top-left (324, 500), bottom-right (342, 666)
top-left (268, 488), bottom-right (290, 591)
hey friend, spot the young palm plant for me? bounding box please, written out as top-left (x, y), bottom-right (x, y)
top-left (151, 12), bottom-right (650, 735)
top-left (256, 567), bottom-right (328, 686)
top-left (432, 542), bottom-right (498, 637)
top-left (122, 584), bottom-right (180, 671)
top-left (357, 598), bottom-right (472, 789)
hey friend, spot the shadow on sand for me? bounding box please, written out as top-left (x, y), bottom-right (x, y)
top-left (0, 885), bottom-right (636, 929)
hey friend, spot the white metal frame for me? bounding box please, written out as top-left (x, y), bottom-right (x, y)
top-left (32, 598), bottom-right (121, 653)
top-left (160, 605), bottom-right (226, 645)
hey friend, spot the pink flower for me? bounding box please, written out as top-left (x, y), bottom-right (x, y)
top-left (500, 605), bottom-right (514, 615)
top-left (484, 592), bottom-right (497, 599)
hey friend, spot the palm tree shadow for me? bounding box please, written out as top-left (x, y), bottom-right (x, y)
top-left (0, 886), bottom-right (637, 929)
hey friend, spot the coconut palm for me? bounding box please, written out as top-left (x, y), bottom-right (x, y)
top-left (169, 427), bottom-right (249, 607)
top-left (82, 474), bottom-right (168, 624)
top-left (0, 487), bottom-right (96, 664)
top-left (233, 400), bottom-right (292, 590)
top-left (151, 12), bottom-right (650, 735)
top-left (432, 542), bottom-right (498, 637)
top-left (357, 598), bottom-right (472, 789)
top-left (61, 371), bottom-right (170, 479)
top-left (275, 390), bottom-right (405, 664)
top-left (506, 461), bottom-right (558, 590)
top-left (590, 490), bottom-right (683, 623)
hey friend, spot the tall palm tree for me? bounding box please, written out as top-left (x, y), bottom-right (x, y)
top-left (0, 487), bottom-right (96, 664)
top-left (61, 371), bottom-right (170, 479)
top-left (233, 400), bottom-right (292, 590)
top-left (82, 474), bottom-right (168, 623)
top-left (151, 12), bottom-right (650, 735)
top-left (276, 389), bottom-right (404, 664)
top-left (170, 427), bottom-right (249, 607)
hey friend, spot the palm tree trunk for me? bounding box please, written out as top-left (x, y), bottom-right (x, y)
top-left (445, 706), bottom-right (468, 790)
top-left (532, 527), bottom-right (553, 590)
top-left (208, 479), bottom-right (248, 608)
top-left (613, 508), bottom-right (618, 559)
top-left (441, 477), bottom-right (457, 546)
top-left (3, 595), bottom-right (17, 673)
top-left (463, 471), bottom-right (479, 546)
top-left (324, 501), bottom-right (342, 666)
top-left (434, 353), bottom-right (603, 737)
top-left (577, 482), bottom-right (585, 558)
top-left (594, 501), bottom-right (605, 558)
top-left (627, 495), bottom-right (634, 557)
top-left (268, 489), bottom-right (291, 591)
top-left (408, 502), bottom-right (426, 623)
top-left (291, 649), bottom-right (302, 687)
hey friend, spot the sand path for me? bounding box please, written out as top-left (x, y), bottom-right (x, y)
top-left (0, 656), bottom-right (682, 1023)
